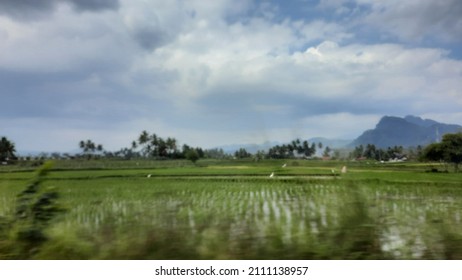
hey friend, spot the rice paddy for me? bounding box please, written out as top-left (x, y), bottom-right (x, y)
top-left (1, 159), bottom-right (462, 259)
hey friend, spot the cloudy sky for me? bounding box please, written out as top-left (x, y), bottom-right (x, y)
top-left (1, 0), bottom-right (461, 153)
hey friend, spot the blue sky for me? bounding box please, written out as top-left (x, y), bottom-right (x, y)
top-left (1, 0), bottom-right (461, 153)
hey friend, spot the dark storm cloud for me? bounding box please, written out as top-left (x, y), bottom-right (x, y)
top-left (0, 67), bottom-right (163, 124)
top-left (132, 26), bottom-right (173, 50)
top-left (0, 0), bottom-right (55, 19)
top-left (70, 0), bottom-right (120, 12)
top-left (0, 69), bottom-right (92, 119)
top-left (0, 69), bottom-right (68, 115)
top-left (0, 0), bottom-right (119, 20)
top-left (364, 0), bottom-right (462, 43)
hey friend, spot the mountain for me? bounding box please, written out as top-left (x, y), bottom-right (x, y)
top-left (350, 115), bottom-right (462, 148)
top-left (403, 115), bottom-right (439, 127)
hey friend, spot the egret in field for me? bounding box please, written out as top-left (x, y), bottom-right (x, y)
top-left (341, 166), bottom-right (347, 174)
top-left (269, 172), bottom-right (274, 178)
top-left (282, 163), bottom-right (287, 168)
top-left (147, 174), bottom-right (152, 178)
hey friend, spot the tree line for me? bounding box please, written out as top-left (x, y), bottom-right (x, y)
top-left (349, 144), bottom-right (409, 161)
top-left (78, 133), bottom-right (330, 162)
top-left (1, 132), bottom-right (461, 171)
top-left (348, 133), bottom-right (462, 172)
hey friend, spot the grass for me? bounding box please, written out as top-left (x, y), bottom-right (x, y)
top-left (1, 159), bottom-right (462, 259)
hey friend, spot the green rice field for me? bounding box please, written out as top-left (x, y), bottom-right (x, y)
top-left (1, 159), bottom-right (462, 259)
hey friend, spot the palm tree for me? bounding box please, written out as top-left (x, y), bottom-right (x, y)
top-left (131, 141), bottom-right (137, 150)
top-left (138, 131), bottom-right (152, 157)
top-left (0, 137), bottom-right (16, 161)
top-left (78, 139), bottom-right (103, 159)
top-left (138, 130), bottom-right (149, 145)
top-left (79, 140), bottom-right (85, 151)
top-left (86, 140), bottom-right (96, 153)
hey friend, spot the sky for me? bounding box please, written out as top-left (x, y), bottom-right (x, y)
top-left (1, 0), bottom-right (461, 153)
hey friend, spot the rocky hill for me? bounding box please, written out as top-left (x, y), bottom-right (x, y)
top-left (350, 115), bottom-right (462, 148)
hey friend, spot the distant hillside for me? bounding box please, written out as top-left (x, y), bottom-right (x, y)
top-left (350, 115), bottom-right (462, 148)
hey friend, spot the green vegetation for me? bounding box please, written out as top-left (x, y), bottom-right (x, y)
top-left (78, 140), bottom-right (104, 159)
top-left (1, 159), bottom-right (461, 259)
top-left (185, 149), bottom-right (200, 164)
top-left (0, 136), bottom-right (16, 162)
top-left (423, 132), bottom-right (462, 172)
top-left (0, 162), bottom-right (63, 259)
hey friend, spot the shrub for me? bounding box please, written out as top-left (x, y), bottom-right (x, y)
top-left (0, 161), bottom-right (63, 259)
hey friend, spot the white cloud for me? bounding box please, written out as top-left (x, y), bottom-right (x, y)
top-left (298, 113), bottom-right (381, 139)
top-left (297, 20), bottom-right (353, 42)
top-left (1, 0), bottom-right (461, 152)
top-left (0, 5), bottom-right (133, 72)
top-left (139, 31), bottom-right (462, 144)
top-left (356, 0), bottom-right (462, 43)
top-left (421, 112), bottom-right (462, 127)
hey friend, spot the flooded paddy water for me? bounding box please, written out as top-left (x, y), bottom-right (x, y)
top-left (47, 177), bottom-right (462, 259)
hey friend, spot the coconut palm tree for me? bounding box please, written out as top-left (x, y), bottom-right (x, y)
top-left (78, 139), bottom-right (103, 159)
top-left (138, 130), bottom-right (149, 145)
top-left (131, 141), bottom-right (137, 150)
top-left (138, 131), bottom-right (152, 157)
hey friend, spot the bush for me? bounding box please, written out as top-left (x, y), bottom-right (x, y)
top-left (0, 161), bottom-right (63, 259)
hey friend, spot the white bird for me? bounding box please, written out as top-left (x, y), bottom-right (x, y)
top-left (269, 172), bottom-right (274, 178)
top-left (331, 169), bottom-right (335, 174)
top-left (341, 166), bottom-right (347, 174)
top-left (282, 163), bottom-right (287, 168)
top-left (147, 174), bottom-right (152, 178)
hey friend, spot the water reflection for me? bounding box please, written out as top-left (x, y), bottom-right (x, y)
top-left (63, 182), bottom-right (462, 259)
